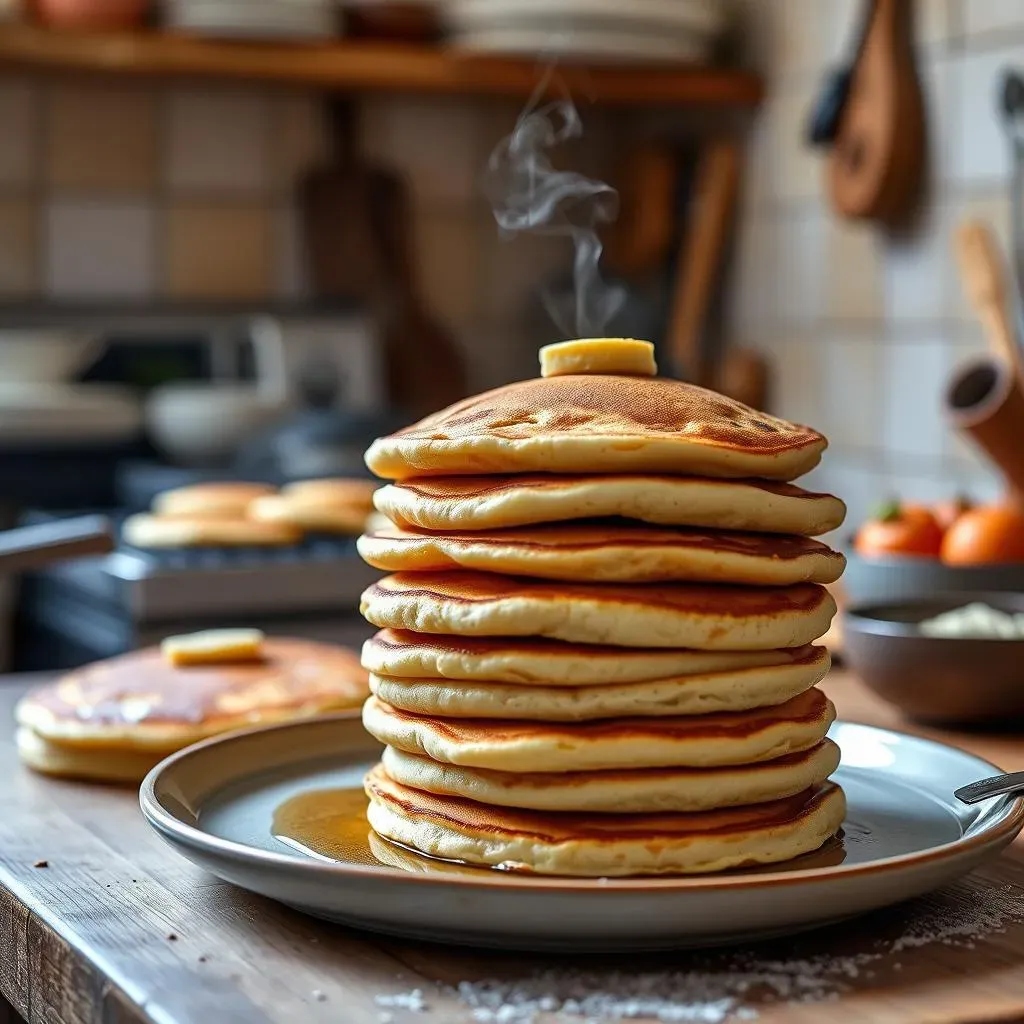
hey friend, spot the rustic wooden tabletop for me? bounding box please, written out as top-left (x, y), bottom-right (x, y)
top-left (2, 670), bottom-right (1024, 1024)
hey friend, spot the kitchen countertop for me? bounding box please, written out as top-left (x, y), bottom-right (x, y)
top-left (2, 671), bottom-right (1024, 1024)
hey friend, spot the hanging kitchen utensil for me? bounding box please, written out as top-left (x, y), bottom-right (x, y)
top-left (667, 140), bottom-right (769, 409)
top-left (605, 142), bottom-right (677, 278)
top-left (301, 100), bottom-right (467, 418)
top-left (806, 0), bottom-right (873, 147)
top-left (999, 68), bottom-right (1024, 322)
top-left (300, 100), bottom-right (386, 304)
top-left (954, 219), bottom-right (1024, 383)
top-left (949, 218), bottom-right (1024, 502)
top-left (365, 159), bottom-right (469, 418)
top-left (824, 0), bottom-right (926, 229)
top-left (666, 141), bottom-right (738, 386)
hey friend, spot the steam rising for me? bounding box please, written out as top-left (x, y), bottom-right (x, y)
top-left (482, 96), bottom-right (625, 338)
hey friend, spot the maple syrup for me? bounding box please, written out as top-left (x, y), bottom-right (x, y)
top-left (271, 787), bottom-right (483, 875)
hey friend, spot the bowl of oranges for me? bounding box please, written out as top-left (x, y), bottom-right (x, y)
top-left (843, 496), bottom-right (1024, 604)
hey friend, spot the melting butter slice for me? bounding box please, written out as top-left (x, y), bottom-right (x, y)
top-left (540, 338), bottom-right (657, 378)
top-left (162, 628), bottom-right (265, 667)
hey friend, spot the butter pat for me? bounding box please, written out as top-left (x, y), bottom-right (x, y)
top-left (162, 628), bottom-right (266, 667)
top-left (540, 339), bottom-right (657, 378)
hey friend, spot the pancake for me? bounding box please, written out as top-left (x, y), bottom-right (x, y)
top-left (367, 645), bottom-right (829, 720)
top-left (248, 494), bottom-right (368, 535)
top-left (362, 688), bottom-right (836, 771)
top-left (122, 513), bottom-right (301, 548)
top-left (380, 739), bottom-right (841, 813)
top-left (16, 726), bottom-right (166, 784)
top-left (357, 522), bottom-right (845, 586)
top-left (282, 478), bottom-right (378, 507)
top-left (362, 629), bottom-right (811, 685)
top-left (374, 474), bottom-right (847, 537)
top-left (16, 638), bottom-right (369, 779)
top-left (364, 375), bottom-right (825, 482)
top-left (152, 481), bottom-right (276, 519)
top-left (360, 573), bottom-right (836, 650)
top-left (365, 767), bottom-right (847, 876)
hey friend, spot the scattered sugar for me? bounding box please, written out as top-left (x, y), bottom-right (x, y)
top-left (376, 885), bottom-right (1024, 1023)
top-left (376, 989), bottom-right (428, 1013)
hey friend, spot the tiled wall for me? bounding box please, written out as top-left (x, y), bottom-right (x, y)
top-left (733, 0), bottom-right (1024, 537)
top-left (5, 5), bottom-right (1021, 532)
top-left (0, 75), bottom-right (593, 390)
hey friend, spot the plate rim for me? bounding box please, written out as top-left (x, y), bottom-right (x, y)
top-left (140, 714), bottom-right (1024, 894)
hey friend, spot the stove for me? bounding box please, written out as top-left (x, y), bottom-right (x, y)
top-left (17, 510), bottom-right (380, 669)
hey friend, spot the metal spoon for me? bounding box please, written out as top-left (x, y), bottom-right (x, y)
top-left (955, 773), bottom-right (1024, 805)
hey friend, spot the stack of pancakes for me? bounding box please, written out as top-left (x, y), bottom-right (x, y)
top-left (356, 339), bottom-right (848, 877)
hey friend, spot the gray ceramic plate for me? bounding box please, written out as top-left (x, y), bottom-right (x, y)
top-left (140, 714), bottom-right (1024, 952)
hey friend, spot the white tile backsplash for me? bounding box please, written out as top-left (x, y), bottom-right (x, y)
top-left (962, 0), bottom-right (1024, 42)
top-left (360, 96), bottom-right (486, 209)
top-left (881, 339), bottom-right (953, 460)
top-left (882, 200), bottom-right (950, 323)
top-left (45, 199), bottom-right (155, 299)
top-left (0, 77), bottom-right (36, 188)
top-left (949, 44), bottom-right (1024, 185)
top-left (166, 87), bottom-right (270, 196)
top-left (821, 336), bottom-right (883, 449)
top-left (775, 210), bottom-right (827, 325)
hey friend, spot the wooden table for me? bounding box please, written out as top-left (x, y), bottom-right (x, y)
top-left (3, 671), bottom-right (1024, 1024)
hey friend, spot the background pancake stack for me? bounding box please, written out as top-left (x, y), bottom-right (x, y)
top-left (356, 339), bottom-right (849, 877)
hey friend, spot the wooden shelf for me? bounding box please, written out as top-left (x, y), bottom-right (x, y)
top-left (0, 23), bottom-right (764, 107)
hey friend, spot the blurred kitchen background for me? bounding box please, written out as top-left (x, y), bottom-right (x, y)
top-left (0, 0), bottom-right (1019, 671)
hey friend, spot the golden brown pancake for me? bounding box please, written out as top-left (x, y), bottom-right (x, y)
top-left (362, 688), bottom-right (836, 771)
top-left (367, 645), bottom-right (830, 720)
top-left (360, 572), bottom-right (837, 649)
top-left (374, 474), bottom-right (847, 536)
top-left (364, 376), bottom-right (826, 481)
top-left (248, 494), bottom-right (368, 535)
top-left (365, 767), bottom-right (847, 876)
top-left (362, 629), bottom-right (813, 685)
top-left (152, 481), bottom-right (276, 519)
top-left (122, 513), bottom-right (301, 548)
top-left (16, 638), bottom-right (369, 781)
top-left (380, 739), bottom-right (841, 813)
top-left (282, 478), bottom-right (378, 507)
top-left (357, 522), bottom-right (845, 586)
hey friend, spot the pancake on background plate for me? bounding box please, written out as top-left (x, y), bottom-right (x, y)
top-left (152, 482), bottom-right (276, 519)
top-left (374, 474), bottom-right (847, 536)
top-left (354, 338), bottom-right (847, 876)
top-left (122, 513), bottom-right (301, 548)
top-left (16, 632), bottom-right (368, 783)
top-left (358, 521), bottom-right (845, 585)
top-left (248, 477), bottom-right (378, 536)
top-left (365, 766), bottom-right (847, 877)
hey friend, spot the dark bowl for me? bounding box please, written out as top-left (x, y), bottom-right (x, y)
top-left (842, 549), bottom-right (1024, 605)
top-left (842, 592), bottom-right (1024, 726)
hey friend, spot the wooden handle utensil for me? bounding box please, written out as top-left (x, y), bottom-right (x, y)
top-left (954, 219), bottom-right (1023, 378)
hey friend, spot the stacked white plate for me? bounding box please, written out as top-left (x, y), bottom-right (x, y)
top-left (443, 0), bottom-right (725, 64)
top-left (164, 0), bottom-right (340, 40)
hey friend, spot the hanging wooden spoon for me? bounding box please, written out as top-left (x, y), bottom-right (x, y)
top-left (827, 0), bottom-right (926, 228)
